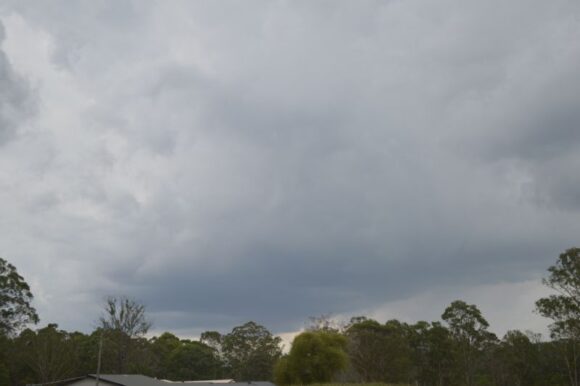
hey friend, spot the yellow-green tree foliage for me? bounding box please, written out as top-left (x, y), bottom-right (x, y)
top-left (274, 330), bottom-right (348, 385)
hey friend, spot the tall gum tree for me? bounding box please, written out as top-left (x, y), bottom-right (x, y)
top-left (99, 296), bottom-right (152, 373)
top-left (222, 321), bottom-right (282, 381)
top-left (536, 247), bottom-right (580, 386)
top-left (442, 300), bottom-right (497, 386)
top-left (0, 257), bottom-right (39, 336)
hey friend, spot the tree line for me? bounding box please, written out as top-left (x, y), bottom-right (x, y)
top-left (0, 297), bottom-right (283, 385)
top-left (0, 248), bottom-right (579, 386)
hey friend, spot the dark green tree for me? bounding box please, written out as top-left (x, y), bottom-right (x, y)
top-left (200, 331), bottom-right (224, 361)
top-left (0, 258), bottom-right (39, 336)
top-left (442, 300), bottom-right (497, 386)
top-left (0, 333), bottom-right (12, 385)
top-left (492, 330), bottom-right (539, 386)
top-left (150, 332), bottom-right (182, 378)
top-left (0, 362), bottom-right (9, 386)
top-left (13, 324), bottom-right (77, 384)
top-left (345, 318), bottom-right (412, 383)
top-left (222, 321), bottom-right (281, 381)
top-left (99, 296), bottom-right (152, 373)
top-left (408, 321), bottom-right (456, 386)
top-left (68, 330), bottom-right (99, 376)
top-left (535, 340), bottom-right (572, 386)
top-left (536, 248), bottom-right (580, 386)
top-left (165, 341), bottom-right (222, 381)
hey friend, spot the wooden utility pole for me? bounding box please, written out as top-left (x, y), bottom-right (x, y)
top-left (96, 331), bottom-right (103, 386)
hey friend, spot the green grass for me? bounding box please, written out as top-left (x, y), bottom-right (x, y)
top-left (293, 383), bottom-right (411, 386)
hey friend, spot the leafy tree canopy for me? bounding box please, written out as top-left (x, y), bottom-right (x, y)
top-left (0, 258), bottom-right (39, 336)
top-left (536, 247), bottom-right (580, 340)
top-left (274, 330), bottom-right (347, 385)
top-left (535, 248), bottom-right (580, 386)
top-left (222, 321), bottom-right (282, 381)
top-left (442, 300), bottom-right (497, 386)
top-left (345, 318), bottom-right (412, 383)
top-left (442, 300), bottom-right (496, 347)
top-left (166, 341), bottom-right (222, 381)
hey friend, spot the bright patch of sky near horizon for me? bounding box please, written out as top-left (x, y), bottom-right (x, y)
top-left (0, 0), bottom-right (579, 340)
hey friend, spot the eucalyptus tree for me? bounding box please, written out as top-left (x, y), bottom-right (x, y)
top-left (0, 257), bottom-right (39, 336)
top-left (442, 300), bottom-right (497, 386)
top-left (345, 318), bottom-right (412, 383)
top-left (222, 321), bottom-right (282, 381)
top-left (200, 330), bottom-right (224, 360)
top-left (408, 321), bottom-right (456, 386)
top-left (497, 330), bottom-right (539, 386)
top-left (99, 296), bottom-right (152, 373)
top-left (15, 324), bottom-right (77, 384)
top-left (536, 247), bottom-right (580, 386)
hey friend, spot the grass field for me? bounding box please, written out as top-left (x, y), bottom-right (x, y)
top-left (298, 383), bottom-right (411, 386)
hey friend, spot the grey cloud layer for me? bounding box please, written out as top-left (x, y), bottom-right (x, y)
top-left (0, 21), bottom-right (35, 144)
top-left (0, 0), bottom-right (579, 334)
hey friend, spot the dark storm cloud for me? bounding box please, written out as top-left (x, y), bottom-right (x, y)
top-left (472, 59), bottom-right (580, 212)
top-left (0, 21), bottom-right (35, 144)
top-left (129, 213), bottom-right (557, 332)
top-left (0, 0), bottom-right (579, 336)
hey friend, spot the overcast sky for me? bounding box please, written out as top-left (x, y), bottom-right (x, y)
top-left (1, 0), bottom-right (579, 340)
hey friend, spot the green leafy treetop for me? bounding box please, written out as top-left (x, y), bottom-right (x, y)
top-left (536, 247), bottom-right (580, 341)
top-left (442, 300), bottom-right (496, 386)
top-left (535, 247), bottom-right (580, 386)
top-left (442, 300), bottom-right (495, 347)
top-left (0, 257), bottom-right (39, 336)
top-left (274, 330), bottom-right (348, 385)
top-left (222, 321), bottom-right (282, 381)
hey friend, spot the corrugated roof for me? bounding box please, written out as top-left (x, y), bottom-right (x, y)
top-left (161, 380), bottom-right (234, 384)
top-left (87, 374), bottom-right (212, 386)
top-left (69, 375), bottom-right (275, 386)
